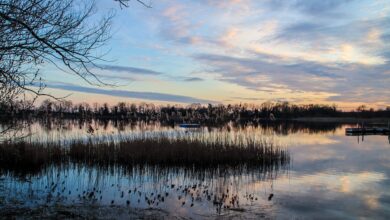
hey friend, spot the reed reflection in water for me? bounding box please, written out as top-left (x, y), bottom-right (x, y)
top-left (0, 161), bottom-right (287, 218)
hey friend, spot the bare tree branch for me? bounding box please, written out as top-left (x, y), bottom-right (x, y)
top-left (115, 0), bottom-right (152, 9)
top-left (0, 0), bottom-right (151, 141)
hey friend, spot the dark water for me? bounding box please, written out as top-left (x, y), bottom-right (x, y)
top-left (1, 120), bottom-right (390, 219)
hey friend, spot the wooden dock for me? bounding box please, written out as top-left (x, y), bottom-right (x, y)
top-left (345, 127), bottom-right (389, 135)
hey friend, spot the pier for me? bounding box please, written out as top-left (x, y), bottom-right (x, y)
top-left (345, 127), bottom-right (390, 136)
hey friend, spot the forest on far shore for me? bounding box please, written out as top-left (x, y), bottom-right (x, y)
top-left (1, 100), bottom-right (389, 123)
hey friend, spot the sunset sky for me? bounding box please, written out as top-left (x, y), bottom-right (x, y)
top-left (39, 0), bottom-right (390, 109)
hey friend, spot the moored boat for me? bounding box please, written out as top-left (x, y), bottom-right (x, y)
top-left (179, 123), bottom-right (201, 128)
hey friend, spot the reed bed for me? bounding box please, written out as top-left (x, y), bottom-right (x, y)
top-left (0, 133), bottom-right (289, 173)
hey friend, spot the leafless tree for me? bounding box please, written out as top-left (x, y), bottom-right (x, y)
top-left (0, 0), bottom-right (150, 140)
top-left (0, 0), bottom-right (150, 104)
top-left (0, 0), bottom-right (113, 100)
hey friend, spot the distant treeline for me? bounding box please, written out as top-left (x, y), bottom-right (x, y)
top-left (1, 100), bottom-right (390, 123)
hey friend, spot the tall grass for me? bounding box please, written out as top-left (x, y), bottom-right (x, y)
top-left (0, 133), bottom-right (289, 174)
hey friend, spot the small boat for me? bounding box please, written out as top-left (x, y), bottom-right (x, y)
top-left (179, 123), bottom-right (200, 128)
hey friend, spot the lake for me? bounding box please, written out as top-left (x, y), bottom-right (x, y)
top-left (1, 119), bottom-right (389, 219)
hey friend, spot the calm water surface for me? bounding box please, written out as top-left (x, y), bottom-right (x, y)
top-left (1, 120), bottom-right (389, 219)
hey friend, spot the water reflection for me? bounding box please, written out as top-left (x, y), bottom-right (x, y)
top-left (1, 120), bottom-right (390, 219)
top-left (0, 119), bottom-right (345, 144)
top-left (0, 163), bottom-right (286, 219)
top-left (347, 133), bottom-right (390, 145)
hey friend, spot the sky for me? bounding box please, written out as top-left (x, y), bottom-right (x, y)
top-left (40, 0), bottom-right (390, 110)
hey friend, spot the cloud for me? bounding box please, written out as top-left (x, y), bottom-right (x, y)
top-left (150, 0), bottom-right (390, 106)
top-left (269, 11), bottom-right (390, 65)
top-left (94, 0), bottom-right (390, 107)
top-left (158, 4), bottom-right (200, 45)
top-left (161, 75), bottom-right (205, 82)
top-left (193, 52), bottom-right (390, 104)
top-left (274, 18), bottom-right (386, 45)
top-left (266, 0), bottom-right (353, 16)
top-left (295, 0), bottom-right (352, 16)
top-left (230, 96), bottom-right (262, 101)
top-left (194, 52), bottom-right (340, 90)
top-left (96, 64), bottom-right (163, 75)
top-left (183, 77), bottom-right (204, 82)
top-left (94, 73), bottom-right (136, 82)
top-left (37, 82), bottom-right (215, 104)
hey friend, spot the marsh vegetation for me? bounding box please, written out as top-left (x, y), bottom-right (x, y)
top-left (0, 132), bottom-right (289, 175)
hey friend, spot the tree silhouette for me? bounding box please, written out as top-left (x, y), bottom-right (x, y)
top-left (0, 0), bottom-right (150, 141)
top-left (0, 0), bottom-right (150, 106)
